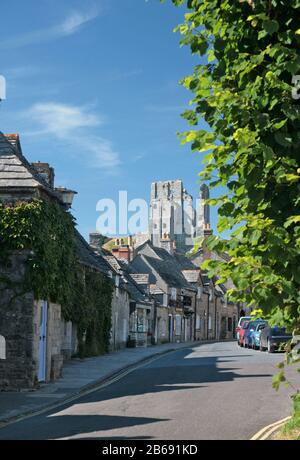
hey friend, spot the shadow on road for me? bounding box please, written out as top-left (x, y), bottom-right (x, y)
top-left (0, 347), bottom-right (273, 440)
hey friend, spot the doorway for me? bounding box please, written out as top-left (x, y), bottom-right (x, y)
top-left (38, 300), bottom-right (48, 382)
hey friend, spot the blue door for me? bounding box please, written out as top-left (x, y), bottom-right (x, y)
top-left (38, 301), bottom-right (48, 382)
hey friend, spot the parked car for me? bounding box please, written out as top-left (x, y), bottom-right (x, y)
top-left (252, 322), bottom-right (268, 350)
top-left (242, 318), bottom-right (265, 348)
top-left (247, 319), bottom-right (268, 350)
top-left (236, 316), bottom-right (252, 343)
top-left (238, 321), bottom-right (250, 347)
top-left (244, 321), bottom-right (267, 349)
top-left (260, 325), bottom-right (292, 353)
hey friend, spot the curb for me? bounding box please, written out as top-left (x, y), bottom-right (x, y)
top-left (251, 416), bottom-right (291, 440)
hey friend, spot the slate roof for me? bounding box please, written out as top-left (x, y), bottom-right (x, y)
top-left (174, 252), bottom-right (196, 270)
top-left (182, 270), bottom-right (200, 284)
top-left (149, 285), bottom-right (164, 295)
top-left (135, 241), bottom-right (196, 291)
top-left (74, 230), bottom-right (113, 276)
top-left (129, 273), bottom-right (149, 285)
top-left (103, 255), bottom-right (122, 273)
top-left (103, 253), bottom-right (151, 305)
top-left (0, 132), bottom-right (62, 201)
top-left (142, 254), bottom-right (195, 291)
top-left (129, 255), bottom-right (157, 285)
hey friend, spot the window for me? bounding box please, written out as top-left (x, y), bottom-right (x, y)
top-left (196, 315), bottom-right (201, 330)
top-left (228, 317), bottom-right (232, 332)
top-left (175, 315), bottom-right (182, 336)
top-left (0, 335), bottom-right (6, 360)
top-left (161, 319), bottom-right (167, 337)
top-left (197, 287), bottom-right (202, 299)
top-left (170, 288), bottom-right (177, 300)
top-left (163, 293), bottom-right (168, 306)
top-left (137, 309), bottom-right (147, 333)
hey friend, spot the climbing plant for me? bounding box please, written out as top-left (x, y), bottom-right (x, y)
top-left (68, 267), bottom-right (113, 358)
top-left (0, 199), bottom-right (113, 357)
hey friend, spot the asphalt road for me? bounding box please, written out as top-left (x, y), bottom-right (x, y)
top-left (0, 341), bottom-right (297, 440)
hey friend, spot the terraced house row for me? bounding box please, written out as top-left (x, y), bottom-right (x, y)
top-left (0, 132), bottom-right (245, 390)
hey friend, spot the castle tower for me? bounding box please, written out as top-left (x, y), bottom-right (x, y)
top-left (196, 183), bottom-right (210, 238)
top-left (149, 180), bottom-right (196, 253)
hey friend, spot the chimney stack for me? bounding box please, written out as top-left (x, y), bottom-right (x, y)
top-left (31, 162), bottom-right (55, 188)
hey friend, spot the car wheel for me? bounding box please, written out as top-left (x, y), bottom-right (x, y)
top-left (267, 339), bottom-right (274, 353)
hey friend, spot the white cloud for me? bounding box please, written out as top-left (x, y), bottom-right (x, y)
top-left (27, 102), bottom-right (102, 137)
top-left (23, 102), bottom-right (121, 171)
top-left (0, 9), bottom-right (98, 49)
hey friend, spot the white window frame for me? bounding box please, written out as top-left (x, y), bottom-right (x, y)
top-left (170, 288), bottom-right (177, 300)
top-left (0, 335), bottom-right (6, 360)
top-left (197, 287), bottom-right (202, 299)
top-left (196, 314), bottom-right (201, 330)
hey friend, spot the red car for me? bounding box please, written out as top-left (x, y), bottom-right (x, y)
top-left (236, 316), bottom-right (251, 343)
top-left (238, 321), bottom-right (250, 347)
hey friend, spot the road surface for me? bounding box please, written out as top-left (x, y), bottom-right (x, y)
top-left (0, 341), bottom-right (296, 440)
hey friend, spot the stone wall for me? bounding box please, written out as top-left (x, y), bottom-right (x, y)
top-left (110, 287), bottom-right (130, 351)
top-left (0, 251), bottom-right (67, 389)
top-left (46, 302), bottom-right (63, 381)
top-left (0, 251), bottom-right (37, 389)
top-left (61, 320), bottom-right (74, 360)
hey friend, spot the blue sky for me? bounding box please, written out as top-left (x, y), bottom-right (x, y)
top-left (0, 0), bottom-right (218, 240)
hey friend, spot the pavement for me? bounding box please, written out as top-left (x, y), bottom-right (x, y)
top-left (0, 340), bottom-right (199, 426)
top-left (0, 341), bottom-right (298, 440)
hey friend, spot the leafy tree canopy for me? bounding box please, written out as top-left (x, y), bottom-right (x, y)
top-left (164, 0), bottom-right (300, 332)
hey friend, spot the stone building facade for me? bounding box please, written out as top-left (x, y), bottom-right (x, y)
top-left (0, 132), bottom-right (114, 389)
top-left (0, 248), bottom-right (77, 389)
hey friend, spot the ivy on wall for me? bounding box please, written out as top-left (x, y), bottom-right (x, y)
top-left (66, 267), bottom-right (113, 357)
top-left (0, 199), bottom-right (113, 357)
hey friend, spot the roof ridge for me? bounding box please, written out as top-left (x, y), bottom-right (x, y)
top-left (0, 131), bottom-right (62, 202)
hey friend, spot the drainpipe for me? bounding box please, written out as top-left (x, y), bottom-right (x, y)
top-left (207, 292), bottom-right (210, 340)
top-left (194, 293), bottom-right (197, 341)
top-left (153, 299), bottom-right (157, 345)
top-left (214, 296), bottom-right (217, 340)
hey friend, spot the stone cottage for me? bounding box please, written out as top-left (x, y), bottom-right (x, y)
top-left (0, 132), bottom-right (118, 389)
top-left (130, 240), bottom-right (197, 344)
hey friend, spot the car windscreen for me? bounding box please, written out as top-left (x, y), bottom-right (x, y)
top-left (239, 318), bottom-right (251, 326)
